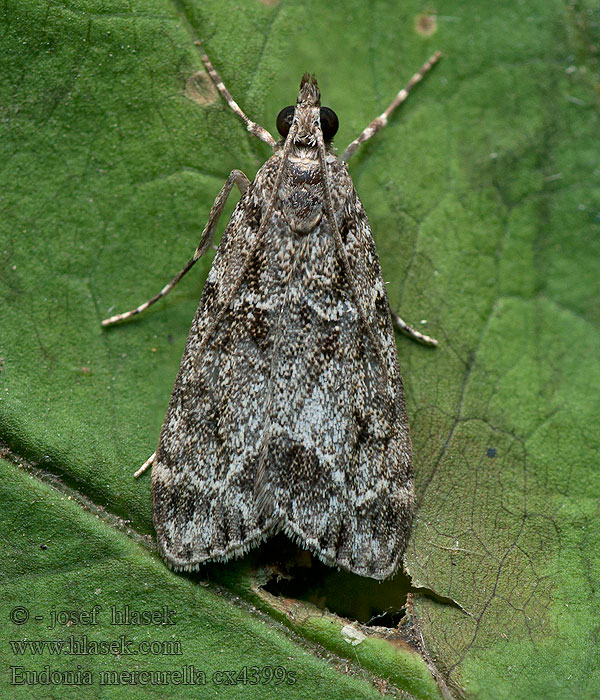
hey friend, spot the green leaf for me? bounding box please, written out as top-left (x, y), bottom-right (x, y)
top-left (1, 0), bottom-right (599, 698)
top-left (0, 458), bottom-right (392, 699)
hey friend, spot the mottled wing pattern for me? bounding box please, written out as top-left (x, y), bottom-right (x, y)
top-left (260, 159), bottom-right (413, 579)
top-left (152, 155), bottom-right (285, 569)
top-left (152, 155), bottom-right (413, 579)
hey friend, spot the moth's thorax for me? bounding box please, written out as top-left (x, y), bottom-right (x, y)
top-left (278, 156), bottom-right (325, 234)
top-left (278, 78), bottom-right (335, 235)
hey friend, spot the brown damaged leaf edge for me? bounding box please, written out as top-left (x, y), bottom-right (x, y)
top-left (253, 575), bottom-right (449, 699)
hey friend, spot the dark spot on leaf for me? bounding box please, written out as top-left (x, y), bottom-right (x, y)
top-left (415, 13), bottom-right (437, 37)
top-left (185, 71), bottom-right (218, 105)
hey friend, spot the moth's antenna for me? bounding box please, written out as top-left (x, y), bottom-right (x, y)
top-left (341, 51), bottom-right (442, 161)
top-left (197, 43), bottom-right (278, 150)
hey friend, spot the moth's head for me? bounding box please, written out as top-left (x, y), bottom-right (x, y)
top-left (276, 74), bottom-right (339, 150)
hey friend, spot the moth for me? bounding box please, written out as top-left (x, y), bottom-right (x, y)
top-left (103, 47), bottom-right (440, 580)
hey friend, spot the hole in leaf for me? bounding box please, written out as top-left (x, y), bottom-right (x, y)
top-left (252, 533), bottom-right (412, 626)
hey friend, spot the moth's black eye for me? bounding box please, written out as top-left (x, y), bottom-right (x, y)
top-left (276, 106), bottom-right (295, 137)
top-left (320, 107), bottom-right (339, 141)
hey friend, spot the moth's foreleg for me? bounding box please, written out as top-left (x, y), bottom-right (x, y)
top-left (197, 43), bottom-right (278, 150)
top-left (390, 309), bottom-right (438, 347)
top-left (340, 51), bottom-right (442, 162)
top-left (134, 451), bottom-right (156, 479)
top-left (101, 169), bottom-right (250, 327)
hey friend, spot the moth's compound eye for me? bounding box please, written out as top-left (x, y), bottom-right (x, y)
top-left (320, 107), bottom-right (339, 141)
top-left (276, 106), bottom-right (295, 137)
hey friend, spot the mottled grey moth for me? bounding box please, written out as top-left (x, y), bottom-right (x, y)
top-left (103, 48), bottom-right (441, 580)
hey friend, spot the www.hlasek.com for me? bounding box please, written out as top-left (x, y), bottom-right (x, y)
top-left (10, 635), bottom-right (181, 657)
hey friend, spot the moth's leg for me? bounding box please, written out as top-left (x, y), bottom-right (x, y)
top-left (134, 451), bottom-right (156, 479)
top-left (340, 51), bottom-right (442, 162)
top-left (102, 169), bottom-right (250, 327)
top-left (197, 43), bottom-right (278, 150)
top-left (390, 310), bottom-right (438, 347)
